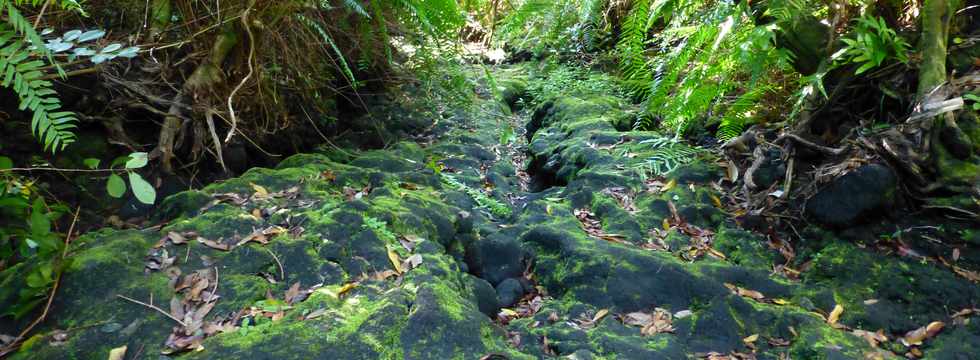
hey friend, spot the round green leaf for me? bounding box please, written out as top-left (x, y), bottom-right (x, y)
top-left (125, 152), bottom-right (149, 169)
top-left (101, 43), bottom-right (123, 53)
top-left (0, 156), bottom-right (12, 170)
top-left (128, 172), bottom-right (156, 205)
top-left (63, 30), bottom-right (83, 42)
top-left (30, 199), bottom-right (51, 237)
top-left (106, 173), bottom-right (126, 198)
top-left (83, 158), bottom-right (101, 169)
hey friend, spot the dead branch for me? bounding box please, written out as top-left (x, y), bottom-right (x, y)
top-left (116, 294), bottom-right (188, 327)
top-left (776, 133), bottom-right (849, 156)
top-left (743, 145), bottom-right (766, 190)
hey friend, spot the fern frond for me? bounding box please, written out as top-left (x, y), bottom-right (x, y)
top-left (0, 24), bottom-right (76, 152)
top-left (296, 14), bottom-right (357, 87)
top-left (637, 136), bottom-right (704, 176)
top-left (342, 0), bottom-right (370, 17)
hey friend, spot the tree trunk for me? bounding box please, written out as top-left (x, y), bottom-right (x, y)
top-left (917, 0), bottom-right (977, 191)
top-left (155, 26), bottom-right (240, 173)
top-left (917, 0), bottom-right (958, 97)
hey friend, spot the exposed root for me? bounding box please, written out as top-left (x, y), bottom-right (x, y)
top-left (224, 0), bottom-right (257, 144)
top-left (775, 133), bottom-right (849, 156)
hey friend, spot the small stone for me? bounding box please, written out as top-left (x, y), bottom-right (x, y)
top-left (496, 278), bottom-right (526, 308)
top-left (455, 211), bottom-right (473, 234)
top-left (468, 276), bottom-right (500, 317)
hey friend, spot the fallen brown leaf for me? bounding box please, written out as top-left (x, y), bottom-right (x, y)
top-left (107, 345), bottom-right (127, 360)
top-left (387, 246), bottom-right (403, 274)
top-left (827, 304), bottom-right (844, 325)
top-left (724, 283), bottom-right (765, 301)
top-left (305, 308), bottom-right (328, 320)
top-left (284, 282), bottom-right (302, 305)
top-left (592, 309), bottom-right (609, 323)
top-left (198, 237), bottom-right (231, 251)
top-left (901, 321), bottom-right (944, 346)
top-left (402, 254), bottom-right (423, 271)
top-left (852, 329), bottom-right (888, 347)
top-left (251, 183), bottom-right (269, 197)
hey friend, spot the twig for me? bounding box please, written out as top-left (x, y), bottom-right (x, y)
top-left (205, 109), bottom-right (228, 173)
top-left (32, 0), bottom-right (51, 28)
top-left (782, 156), bottom-right (795, 199)
top-left (0, 167), bottom-right (121, 173)
top-left (922, 205), bottom-right (980, 219)
top-left (116, 294), bottom-right (188, 327)
top-left (38, 67), bottom-right (100, 81)
top-left (0, 207), bottom-right (80, 356)
top-left (744, 145), bottom-right (766, 190)
top-left (209, 266), bottom-right (219, 301)
top-left (224, 0), bottom-right (257, 144)
top-left (265, 248), bottom-right (285, 280)
top-left (776, 134), bottom-right (849, 156)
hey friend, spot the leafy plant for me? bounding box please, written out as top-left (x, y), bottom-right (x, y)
top-left (834, 15), bottom-right (910, 75)
top-left (362, 216), bottom-right (397, 243)
top-left (0, 155), bottom-right (69, 318)
top-left (40, 28), bottom-right (138, 64)
top-left (636, 136), bottom-right (705, 176)
top-left (964, 94), bottom-right (980, 110)
top-left (0, 0), bottom-right (135, 153)
top-left (441, 173), bottom-right (512, 218)
top-left (0, 21), bottom-right (77, 152)
top-left (496, 0), bottom-right (608, 55)
top-left (620, 0), bottom-right (797, 140)
top-left (101, 152), bottom-right (157, 205)
top-left (525, 64), bottom-right (622, 108)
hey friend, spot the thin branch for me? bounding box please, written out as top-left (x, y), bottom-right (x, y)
top-left (776, 134), bottom-right (849, 156)
top-left (116, 294), bottom-right (188, 327)
top-left (205, 109), bottom-right (227, 172)
top-left (265, 248), bottom-right (285, 281)
top-left (0, 167), bottom-right (122, 173)
top-left (38, 67), bottom-right (100, 81)
top-left (32, 0), bottom-right (51, 28)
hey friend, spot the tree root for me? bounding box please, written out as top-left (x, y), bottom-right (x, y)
top-left (775, 133), bottom-right (849, 156)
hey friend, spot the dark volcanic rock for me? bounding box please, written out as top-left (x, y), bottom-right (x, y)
top-left (466, 233), bottom-right (525, 286)
top-left (468, 275), bottom-right (501, 316)
top-left (495, 277), bottom-right (526, 307)
top-left (805, 164), bottom-right (897, 228)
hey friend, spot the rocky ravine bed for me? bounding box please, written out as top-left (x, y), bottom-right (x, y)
top-left (2, 65), bottom-right (979, 360)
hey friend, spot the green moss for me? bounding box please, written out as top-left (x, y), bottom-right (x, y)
top-left (932, 139), bottom-right (980, 185)
top-left (68, 229), bottom-right (154, 269)
top-left (162, 203), bottom-right (259, 240)
top-left (428, 281), bottom-right (466, 321)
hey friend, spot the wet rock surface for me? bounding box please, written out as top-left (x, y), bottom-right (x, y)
top-left (805, 164), bottom-right (897, 228)
top-left (4, 65), bottom-right (979, 359)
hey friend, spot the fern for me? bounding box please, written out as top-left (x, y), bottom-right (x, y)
top-left (0, 0), bottom-right (85, 152)
top-left (342, 0), bottom-right (370, 17)
top-left (0, 24), bottom-right (77, 152)
top-left (296, 14), bottom-right (358, 87)
top-left (441, 173), bottom-right (512, 218)
top-left (619, 0), bottom-right (801, 140)
top-left (716, 86), bottom-right (769, 141)
top-left (616, 0), bottom-right (652, 95)
top-left (637, 136), bottom-right (704, 176)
